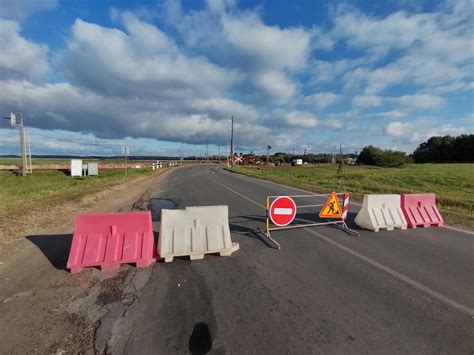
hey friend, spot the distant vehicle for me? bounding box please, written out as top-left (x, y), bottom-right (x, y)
top-left (291, 158), bottom-right (303, 166)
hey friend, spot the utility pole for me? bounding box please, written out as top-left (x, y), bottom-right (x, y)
top-left (332, 145), bottom-right (336, 164)
top-left (230, 116), bottom-right (234, 167)
top-left (2, 112), bottom-right (27, 176)
top-left (27, 129), bottom-right (32, 173)
top-left (206, 141), bottom-right (209, 164)
top-left (218, 145), bottom-right (221, 164)
top-left (18, 113), bottom-right (26, 176)
top-left (337, 143), bottom-right (344, 185)
top-left (226, 143), bottom-right (229, 166)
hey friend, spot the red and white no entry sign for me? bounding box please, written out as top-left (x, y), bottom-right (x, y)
top-left (269, 196), bottom-right (297, 226)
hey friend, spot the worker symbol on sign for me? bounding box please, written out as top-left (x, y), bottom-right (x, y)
top-left (319, 192), bottom-right (343, 219)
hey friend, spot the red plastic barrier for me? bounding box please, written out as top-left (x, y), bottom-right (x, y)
top-left (401, 193), bottom-right (444, 228)
top-left (67, 211), bottom-right (155, 273)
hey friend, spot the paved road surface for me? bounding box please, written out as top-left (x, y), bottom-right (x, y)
top-left (96, 165), bottom-right (474, 353)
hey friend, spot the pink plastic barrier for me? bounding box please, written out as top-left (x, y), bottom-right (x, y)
top-left (67, 211), bottom-right (155, 273)
top-left (401, 193), bottom-right (444, 228)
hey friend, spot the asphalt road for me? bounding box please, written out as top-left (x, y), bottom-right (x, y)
top-left (96, 164), bottom-right (474, 354)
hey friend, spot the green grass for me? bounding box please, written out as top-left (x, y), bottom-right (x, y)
top-left (0, 157), bottom-right (70, 165)
top-left (0, 168), bottom-right (158, 225)
top-left (228, 164), bottom-right (474, 228)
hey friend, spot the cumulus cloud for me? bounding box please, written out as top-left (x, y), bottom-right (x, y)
top-left (385, 121), bottom-right (411, 137)
top-left (0, 0), bottom-right (472, 155)
top-left (63, 16), bottom-right (240, 98)
top-left (271, 109), bottom-right (318, 129)
top-left (332, 1), bottom-right (473, 94)
top-left (162, 0), bottom-right (312, 103)
top-left (0, 20), bottom-right (49, 80)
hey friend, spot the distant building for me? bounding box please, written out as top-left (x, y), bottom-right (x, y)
top-left (291, 158), bottom-right (303, 166)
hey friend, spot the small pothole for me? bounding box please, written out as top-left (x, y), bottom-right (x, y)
top-left (148, 198), bottom-right (176, 221)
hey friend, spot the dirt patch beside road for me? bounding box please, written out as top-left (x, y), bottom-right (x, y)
top-left (0, 167), bottom-right (172, 354)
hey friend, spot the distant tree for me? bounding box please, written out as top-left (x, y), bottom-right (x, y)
top-left (452, 135), bottom-right (474, 162)
top-left (358, 146), bottom-right (412, 167)
top-left (412, 134), bottom-right (474, 163)
top-left (357, 146), bottom-right (383, 165)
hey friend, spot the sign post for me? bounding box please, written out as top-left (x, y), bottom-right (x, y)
top-left (122, 146), bottom-right (130, 176)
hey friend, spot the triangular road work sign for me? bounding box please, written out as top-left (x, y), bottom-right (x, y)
top-left (319, 192), bottom-right (342, 218)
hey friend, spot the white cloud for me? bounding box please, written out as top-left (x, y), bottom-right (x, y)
top-left (353, 94), bottom-right (445, 111)
top-left (373, 110), bottom-right (408, 119)
top-left (311, 58), bottom-right (363, 84)
top-left (191, 98), bottom-right (258, 121)
top-left (1, 0), bottom-right (472, 155)
top-left (333, 9), bottom-right (435, 58)
top-left (63, 16), bottom-right (240, 98)
top-left (162, 0), bottom-right (312, 103)
top-left (352, 95), bottom-right (383, 108)
top-left (311, 27), bottom-right (335, 51)
top-left (0, 20), bottom-right (49, 80)
top-left (0, 0), bottom-right (57, 20)
top-left (304, 92), bottom-right (341, 109)
top-left (385, 121), bottom-right (411, 137)
top-left (271, 110), bottom-right (318, 128)
top-left (333, 2), bottom-right (473, 94)
top-left (394, 94), bottom-right (446, 109)
top-left (221, 14), bottom-right (310, 72)
top-left (386, 121), bottom-right (469, 144)
top-left (253, 71), bottom-right (296, 104)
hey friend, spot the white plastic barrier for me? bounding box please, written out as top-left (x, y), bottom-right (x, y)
top-left (158, 205), bottom-right (239, 262)
top-left (355, 194), bottom-right (407, 232)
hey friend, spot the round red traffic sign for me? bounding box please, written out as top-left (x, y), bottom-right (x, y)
top-left (269, 196), bottom-right (297, 226)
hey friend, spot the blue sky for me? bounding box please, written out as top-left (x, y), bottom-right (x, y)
top-left (0, 0), bottom-right (472, 156)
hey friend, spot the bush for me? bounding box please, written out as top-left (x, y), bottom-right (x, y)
top-left (358, 146), bottom-right (412, 167)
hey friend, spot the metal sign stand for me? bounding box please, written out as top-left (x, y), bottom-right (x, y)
top-left (122, 146), bottom-right (130, 176)
top-left (258, 193), bottom-right (359, 249)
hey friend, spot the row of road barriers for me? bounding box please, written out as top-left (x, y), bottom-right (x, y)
top-left (355, 193), bottom-right (444, 232)
top-left (259, 192), bottom-right (359, 249)
top-left (67, 206), bottom-right (239, 273)
top-left (152, 161), bottom-right (179, 169)
top-left (65, 191), bottom-right (444, 273)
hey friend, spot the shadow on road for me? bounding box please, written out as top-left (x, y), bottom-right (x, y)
top-left (26, 234), bottom-right (72, 271)
top-left (229, 211), bottom-right (360, 247)
top-left (188, 322), bottom-right (212, 354)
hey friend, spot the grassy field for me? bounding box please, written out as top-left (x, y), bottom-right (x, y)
top-left (0, 168), bottom-right (159, 227)
top-left (0, 157), bottom-right (70, 165)
top-left (229, 164), bottom-right (474, 228)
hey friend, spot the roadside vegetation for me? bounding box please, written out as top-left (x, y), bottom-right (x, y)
top-left (0, 157), bottom-right (69, 165)
top-left (228, 164), bottom-right (474, 228)
top-left (357, 146), bottom-right (413, 167)
top-left (0, 169), bottom-right (158, 231)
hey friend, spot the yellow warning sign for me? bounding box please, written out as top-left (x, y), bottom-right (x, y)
top-left (319, 192), bottom-right (342, 219)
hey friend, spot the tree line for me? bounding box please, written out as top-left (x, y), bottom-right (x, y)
top-left (357, 134), bottom-right (474, 167)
